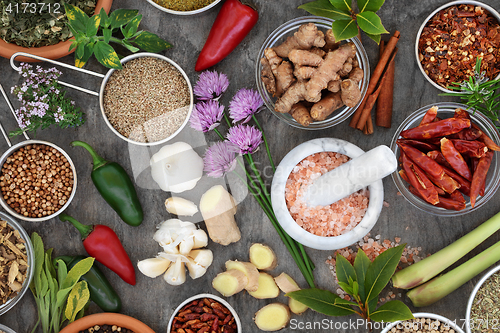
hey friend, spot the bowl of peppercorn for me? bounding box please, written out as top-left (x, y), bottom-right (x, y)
top-left (416, 0), bottom-right (500, 93)
top-left (59, 313), bottom-right (155, 333)
top-left (0, 140), bottom-right (77, 222)
top-left (145, 0), bottom-right (222, 15)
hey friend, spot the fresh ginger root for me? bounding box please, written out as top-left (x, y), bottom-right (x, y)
top-left (324, 29), bottom-right (340, 51)
top-left (309, 47), bottom-right (326, 58)
top-left (273, 23), bottom-right (325, 58)
top-left (341, 78), bottom-right (362, 107)
top-left (289, 49), bottom-right (323, 67)
top-left (327, 80), bottom-right (341, 93)
top-left (275, 81), bottom-right (307, 113)
top-left (289, 102), bottom-right (313, 127)
top-left (310, 92), bottom-right (344, 121)
top-left (225, 260), bottom-right (260, 292)
top-left (338, 60), bottom-right (353, 77)
top-left (274, 273), bottom-right (309, 314)
top-left (249, 243), bottom-right (277, 270)
top-left (275, 61), bottom-right (295, 97)
top-left (261, 57), bottom-right (276, 97)
top-left (254, 303), bottom-right (291, 331)
top-left (212, 269), bottom-right (248, 297)
top-left (348, 67), bottom-right (364, 84)
top-left (248, 272), bottom-right (280, 299)
top-left (293, 65), bottom-right (316, 81)
top-left (305, 42), bottom-right (356, 103)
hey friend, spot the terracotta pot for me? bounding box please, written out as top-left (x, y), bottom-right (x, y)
top-left (0, 0), bottom-right (113, 62)
top-left (59, 313), bottom-right (155, 333)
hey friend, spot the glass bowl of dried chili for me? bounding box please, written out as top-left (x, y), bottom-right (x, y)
top-left (255, 16), bottom-right (370, 130)
top-left (415, 0), bottom-right (500, 93)
top-left (145, 0), bottom-right (222, 15)
top-left (390, 102), bottom-right (500, 216)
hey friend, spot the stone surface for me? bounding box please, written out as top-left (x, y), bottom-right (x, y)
top-left (0, 0), bottom-right (500, 332)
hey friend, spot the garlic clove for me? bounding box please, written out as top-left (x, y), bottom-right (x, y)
top-left (192, 229), bottom-right (208, 249)
top-left (165, 197), bottom-right (199, 216)
top-left (186, 258), bottom-right (207, 279)
top-left (164, 258), bottom-right (186, 285)
top-left (188, 249), bottom-right (213, 268)
top-left (179, 236), bottom-right (195, 255)
top-left (137, 257), bottom-right (171, 278)
top-left (154, 219), bottom-right (196, 246)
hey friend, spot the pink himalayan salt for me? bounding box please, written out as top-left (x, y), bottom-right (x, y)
top-left (285, 152), bottom-right (369, 237)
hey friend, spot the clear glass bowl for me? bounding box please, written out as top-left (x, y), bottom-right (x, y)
top-left (255, 16), bottom-right (370, 130)
top-left (390, 102), bottom-right (500, 216)
top-left (0, 211), bottom-right (34, 315)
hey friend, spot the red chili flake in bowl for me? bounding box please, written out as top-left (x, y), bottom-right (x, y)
top-left (418, 4), bottom-right (500, 88)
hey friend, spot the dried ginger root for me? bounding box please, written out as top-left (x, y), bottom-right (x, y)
top-left (288, 49), bottom-right (323, 67)
top-left (275, 61), bottom-right (295, 97)
top-left (324, 29), bottom-right (340, 51)
top-left (293, 65), bottom-right (316, 81)
top-left (275, 81), bottom-right (307, 113)
top-left (349, 67), bottom-right (364, 84)
top-left (289, 102), bottom-right (312, 126)
top-left (341, 79), bottom-right (362, 107)
top-left (261, 57), bottom-right (276, 96)
top-left (327, 80), bottom-right (341, 93)
top-left (273, 23), bottom-right (325, 58)
top-left (310, 92), bottom-right (343, 121)
top-left (305, 42), bottom-right (356, 103)
top-left (338, 61), bottom-right (353, 77)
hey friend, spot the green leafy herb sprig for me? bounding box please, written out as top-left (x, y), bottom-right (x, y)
top-left (442, 57), bottom-right (500, 128)
top-left (287, 244), bottom-right (414, 322)
top-left (299, 0), bottom-right (388, 43)
top-left (29, 232), bottom-right (94, 333)
top-left (64, 4), bottom-right (172, 69)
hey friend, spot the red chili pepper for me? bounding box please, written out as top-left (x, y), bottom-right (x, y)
top-left (400, 169), bottom-right (445, 195)
top-left (440, 138), bottom-right (472, 181)
top-left (59, 213), bottom-right (136, 285)
top-left (453, 108), bottom-right (471, 120)
top-left (471, 124), bottom-right (500, 151)
top-left (470, 151), bottom-right (494, 207)
top-left (442, 165), bottom-right (471, 197)
top-left (426, 171), bottom-right (460, 194)
top-left (427, 150), bottom-right (452, 168)
top-left (448, 127), bottom-right (482, 141)
top-left (419, 106), bottom-right (438, 126)
top-left (400, 118), bottom-right (470, 140)
top-left (436, 196), bottom-right (466, 211)
top-left (195, 0), bottom-right (258, 71)
top-left (397, 139), bottom-right (437, 152)
top-left (450, 139), bottom-right (488, 158)
top-left (448, 190), bottom-right (465, 204)
top-left (402, 153), bottom-right (439, 205)
top-left (398, 142), bottom-right (445, 180)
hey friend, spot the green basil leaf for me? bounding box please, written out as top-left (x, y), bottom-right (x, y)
top-left (287, 288), bottom-right (356, 316)
top-left (103, 29), bottom-right (112, 44)
top-left (357, 11), bottom-right (388, 35)
top-left (121, 15), bottom-right (142, 39)
top-left (93, 41), bottom-right (122, 69)
top-left (365, 244), bottom-right (406, 302)
top-left (133, 31), bottom-right (172, 52)
top-left (86, 14), bottom-right (101, 37)
top-left (354, 249), bottom-right (371, 302)
top-left (365, 32), bottom-right (382, 44)
top-left (299, 0), bottom-right (352, 21)
top-left (331, 19), bottom-right (358, 42)
top-left (65, 281), bottom-right (90, 323)
top-left (121, 40), bottom-right (140, 53)
top-left (357, 0), bottom-right (385, 13)
top-left (64, 3), bottom-right (89, 33)
top-left (109, 9), bottom-right (139, 29)
top-left (336, 253), bottom-right (357, 285)
top-left (329, 0), bottom-right (351, 11)
top-left (369, 300), bottom-right (414, 322)
top-left (99, 8), bottom-right (109, 28)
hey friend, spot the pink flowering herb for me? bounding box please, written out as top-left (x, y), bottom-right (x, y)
top-left (229, 88), bottom-right (264, 124)
top-left (203, 141), bottom-right (239, 178)
top-left (189, 100), bottom-right (225, 132)
top-left (227, 124), bottom-right (263, 154)
top-left (193, 70), bottom-right (229, 101)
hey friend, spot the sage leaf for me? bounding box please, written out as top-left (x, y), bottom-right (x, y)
top-left (109, 9), bottom-right (139, 29)
top-left (133, 31), bottom-right (172, 53)
top-left (329, 0), bottom-right (351, 12)
top-left (357, 0), bottom-right (385, 13)
top-left (336, 253), bottom-right (357, 285)
top-left (365, 32), bottom-right (382, 44)
top-left (31, 233), bottom-right (44, 291)
top-left (298, 0), bottom-right (352, 21)
top-left (331, 19), bottom-right (358, 42)
top-left (122, 15), bottom-right (142, 39)
top-left (65, 281), bottom-right (90, 323)
top-left (369, 300), bottom-right (414, 322)
top-left (287, 288), bottom-right (356, 316)
top-left (93, 41), bottom-right (122, 69)
top-left (39, 269), bottom-right (49, 297)
top-left (86, 15), bottom-right (101, 37)
top-left (64, 3), bottom-right (89, 33)
top-left (354, 249), bottom-right (370, 302)
top-left (357, 11), bottom-right (388, 35)
top-left (365, 244), bottom-right (406, 302)
top-left (55, 260), bottom-right (67, 290)
top-left (61, 257), bottom-right (94, 290)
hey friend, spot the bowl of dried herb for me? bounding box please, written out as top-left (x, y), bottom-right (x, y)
top-left (0, 0), bottom-right (112, 62)
top-left (145, 0), bottom-right (222, 15)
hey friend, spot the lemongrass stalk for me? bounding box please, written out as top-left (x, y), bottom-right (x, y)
top-left (392, 211), bottom-right (500, 289)
top-left (214, 128), bottom-right (225, 141)
top-left (407, 240), bottom-right (500, 307)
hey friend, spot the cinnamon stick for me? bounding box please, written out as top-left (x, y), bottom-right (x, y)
top-left (376, 41), bottom-right (396, 128)
top-left (349, 30), bottom-right (400, 129)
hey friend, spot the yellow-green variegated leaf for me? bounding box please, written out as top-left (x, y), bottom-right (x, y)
top-left (86, 14), bottom-right (101, 37)
top-left (93, 41), bottom-right (122, 69)
top-left (109, 9), bottom-right (139, 29)
top-left (63, 3), bottom-right (89, 33)
top-left (65, 281), bottom-right (90, 323)
top-left (298, 0), bottom-right (352, 21)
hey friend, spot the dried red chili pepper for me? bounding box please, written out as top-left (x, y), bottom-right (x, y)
top-left (454, 108), bottom-right (471, 120)
top-left (436, 196), bottom-right (466, 211)
top-left (440, 137), bottom-right (472, 181)
top-left (450, 139), bottom-right (488, 158)
top-left (471, 124), bottom-right (500, 151)
top-left (397, 139), bottom-right (437, 152)
top-left (59, 213), bottom-right (136, 285)
top-left (419, 106), bottom-right (438, 126)
top-left (400, 169), bottom-right (445, 195)
top-left (400, 118), bottom-right (470, 140)
top-left (398, 142), bottom-right (445, 180)
top-left (195, 0), bottom-right (258, 71)
top-left (402, 153), bottom-right (439, 205)
top-left (442, 165), bottom-right (471, 197)
top-left (426, 171), bottom-right (460, 194)
top-left (470, 151), bottom-right (494, 207)
top-left (448, 190), bottom-right (465, 204)
top-left (427, 150), bottom-right (452, 168)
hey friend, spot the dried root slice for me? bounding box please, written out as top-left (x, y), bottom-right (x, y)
top-left (248, 272), bottom-right (280, 299)
top-left (254, 303), bottom-right (290, 331)
top-left (249, 243), bottom-right (277, 270)
top-left (290, 102), bottom-right (312, 127)
top-left (225, 260), bottom-right (260, 292)
top-left (274, 273), bottom-right (309, 314)
top-left (212, 269), bottom-right (248, 297)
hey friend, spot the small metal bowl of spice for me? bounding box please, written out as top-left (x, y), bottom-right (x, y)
top-left (100, 53), bottom-right (193, 146)
top-left (465, 264), bottom-right (500, 333)
top-left (381, 313), bottom-right (465, 333)
top-left (167, 294), bottom-right (241, 333)
top-left (145, 0), bottom-right (222, 15)
top-left (0, 141), bottom-right (77, 222)
top-left (0, 211), bottom-right (34, 316)
top-left (416, 0), bottom-right (500, 93)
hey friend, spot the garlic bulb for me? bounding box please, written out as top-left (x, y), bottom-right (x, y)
top-left (150, 142), bottom-right (203, 193)
top-left (137, 257), bottom-right (171, 278)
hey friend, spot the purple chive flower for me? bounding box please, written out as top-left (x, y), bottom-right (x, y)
top-left (189, 100), bottom-right (225, 132)
top-left (229, 88), bottom-right (264, 124)
top-left (203, 141), bottom-right (239, 178)
top-left (194, 71), bottom-right (230, 101)
top-left (227, 124), bottom-right (263, 154)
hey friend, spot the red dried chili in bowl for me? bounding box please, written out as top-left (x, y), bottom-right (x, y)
top-left (416, 1), bottom-right (500, 92)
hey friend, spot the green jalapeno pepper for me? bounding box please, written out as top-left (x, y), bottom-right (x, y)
top-left (71, 140), bottom-right (143, 226)
top-left (56, 255), bottom-right (122, 313)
